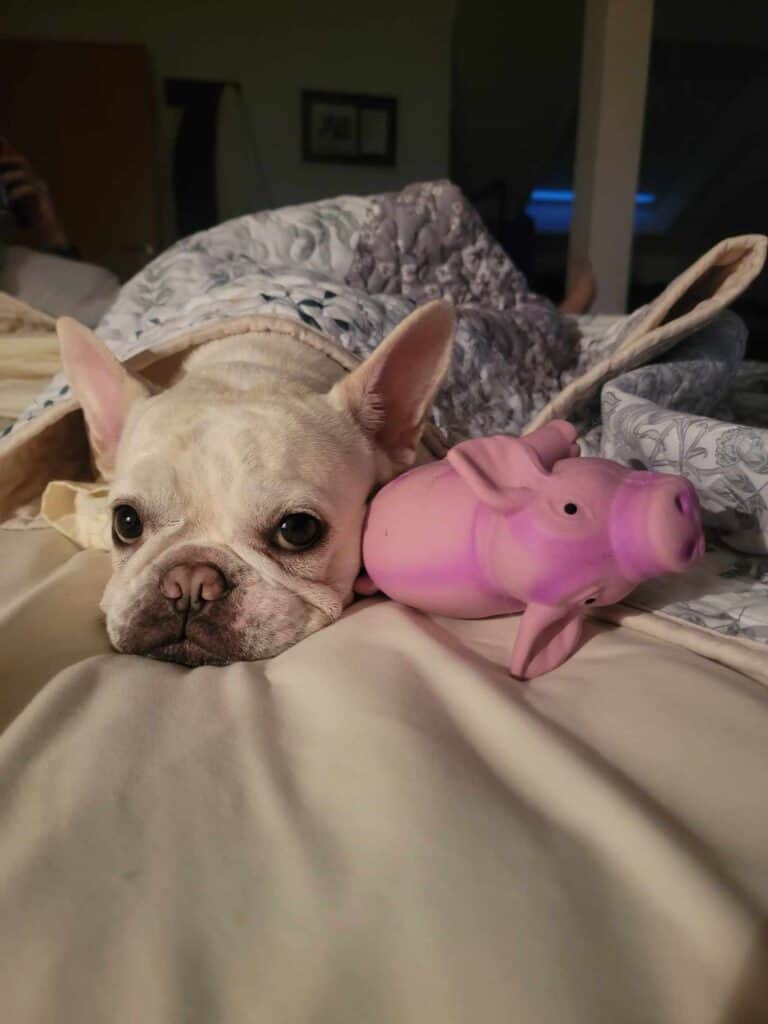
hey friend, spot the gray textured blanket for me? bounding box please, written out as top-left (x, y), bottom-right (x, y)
top-left (2, 181), bottom-right (568, 447)
top-left (573, 313), bottom-right (768, 643)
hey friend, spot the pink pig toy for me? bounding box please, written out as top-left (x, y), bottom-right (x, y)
top-left (357, 420), bottom-right (705, 679)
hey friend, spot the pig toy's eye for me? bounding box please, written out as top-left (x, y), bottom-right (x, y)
top-left (584, 597), bottom-right (596, 605)
top-left (563, 502), bottom-right (578, 515)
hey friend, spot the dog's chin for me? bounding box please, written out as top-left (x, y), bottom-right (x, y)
top-left (112, 623), bottom-right (310, 668)
top-left (141, 630), bottom-right (315, 667)
top-left (144, 639), bottom-right (236, 668)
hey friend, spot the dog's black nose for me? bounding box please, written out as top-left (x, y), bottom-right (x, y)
top-left (160, 563), bottom-right (227, 615)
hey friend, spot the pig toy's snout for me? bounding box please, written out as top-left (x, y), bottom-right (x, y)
top-left (614, 475), bottom-right (705, 582)
top-left (649, 479), bottom-right (705, 573)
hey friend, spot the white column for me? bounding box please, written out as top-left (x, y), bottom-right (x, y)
top-left (567, 0), bottom-right (655, 314)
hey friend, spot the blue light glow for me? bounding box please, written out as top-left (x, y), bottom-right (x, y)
top-left (531, 188), bottom-right (656, 205)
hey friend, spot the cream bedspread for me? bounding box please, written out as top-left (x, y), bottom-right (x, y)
top-left (1, 525), bottom-right (767, 1024)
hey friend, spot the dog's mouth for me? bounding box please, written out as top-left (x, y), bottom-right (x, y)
top-left (112, 600), bottom-right (249, 667)
top-left (113, 607), bottom-right (315, 668)
top-left (135, 607), bottom-right (253, 666)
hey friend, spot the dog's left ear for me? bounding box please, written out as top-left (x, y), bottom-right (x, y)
top-left (57, 317), bottom-right (151, 479)
top-left (328, 299), bottom-right (454, 475)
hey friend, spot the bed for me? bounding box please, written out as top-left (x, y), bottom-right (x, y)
top-left (2, 516), bottom-right (768, 1023)
top-left (1, 185), bottom-right (768, 1023)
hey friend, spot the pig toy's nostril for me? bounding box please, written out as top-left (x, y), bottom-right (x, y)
top-left (675, 491), bottom-right (692, 516)
top-left (681, 539), bottom-right (696, 563)
top-left (673, 488), bottom-right (695, 520)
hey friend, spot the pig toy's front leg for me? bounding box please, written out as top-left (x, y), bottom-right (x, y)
top-left (509, 602), bottom-right (585, 680)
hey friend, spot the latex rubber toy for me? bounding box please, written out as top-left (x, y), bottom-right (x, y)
top-left (356, 421), bottom-right (704, 680)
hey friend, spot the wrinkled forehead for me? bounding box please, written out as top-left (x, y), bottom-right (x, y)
top-left (113, 394), bottom-right (372, 514)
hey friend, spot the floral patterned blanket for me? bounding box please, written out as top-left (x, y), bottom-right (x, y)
top-left (1, 181), bottom-right (568, 449)
top-left (578, 315), bottom-right (768, 647)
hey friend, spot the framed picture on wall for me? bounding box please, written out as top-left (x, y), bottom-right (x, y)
top-left (301, 90), bottom-right (397, 166)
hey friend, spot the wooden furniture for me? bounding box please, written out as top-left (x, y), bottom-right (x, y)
top-left (0, 38), bottom-right (161, 280)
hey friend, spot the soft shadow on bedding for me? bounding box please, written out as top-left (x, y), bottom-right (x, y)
top-left (720, 921), bottom-right (768, 1024)
top-left (0, 526), bottom-right (111, 730)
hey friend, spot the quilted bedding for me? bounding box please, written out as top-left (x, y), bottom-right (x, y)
top-left (0, 180), bottom-right (766, 675)
top-left (1, 181), bottom-right (570, 447)
top-left (584, 323), bottom-right (768, 645)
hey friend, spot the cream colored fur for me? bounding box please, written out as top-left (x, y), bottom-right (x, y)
top-left (55, 301), bottom-right (454, 666)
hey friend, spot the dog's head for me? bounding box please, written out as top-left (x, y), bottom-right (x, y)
top-left (57, 302), bottom-right (454, 666)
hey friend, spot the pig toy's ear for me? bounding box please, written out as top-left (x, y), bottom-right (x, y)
top-left (509, 603), bottom-right (584, 680)
top-left (520, 420), bottom-right (580, 468)
top-left (447, 435), bottom-right (547, 511)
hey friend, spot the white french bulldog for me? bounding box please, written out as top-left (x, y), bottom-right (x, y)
top-left (56, 300), bottom-right (454, 666)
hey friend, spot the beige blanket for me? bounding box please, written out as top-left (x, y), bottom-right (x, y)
top-left (0, 293), bottom-right (60, 428)
top-left (1, 524), bottom-right (768, 1023)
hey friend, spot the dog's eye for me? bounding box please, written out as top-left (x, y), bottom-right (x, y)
top-left (273, 513), bottom-right (324, 551)
top-left (113, 504), bottom-right (143, 543)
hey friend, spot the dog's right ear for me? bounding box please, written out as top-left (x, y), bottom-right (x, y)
top-left (328, 299), bottom-right (454, 477)
top-left (57, 317), bottom-right (151, 479)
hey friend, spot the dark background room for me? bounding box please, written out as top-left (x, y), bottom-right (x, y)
top-left (1, 0), bottom-right (767, 342)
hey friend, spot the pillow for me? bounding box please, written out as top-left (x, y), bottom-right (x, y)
top-left (0, 245), bottom-right (120, 327)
